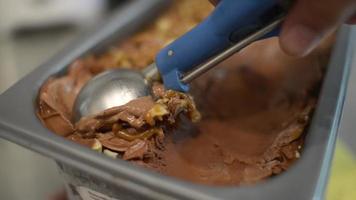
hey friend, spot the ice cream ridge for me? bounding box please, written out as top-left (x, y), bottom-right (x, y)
top-left (37, 0), bottom-right (333, 185)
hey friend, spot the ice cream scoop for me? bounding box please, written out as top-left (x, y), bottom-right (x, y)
top-left (73, 0), bottom-right (289, 120)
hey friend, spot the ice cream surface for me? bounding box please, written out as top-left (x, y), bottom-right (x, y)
top-left (37, 0), bottom-right (332, 185)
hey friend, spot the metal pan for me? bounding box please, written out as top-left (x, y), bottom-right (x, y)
top-left (0, 0), bottom-right (355, 199)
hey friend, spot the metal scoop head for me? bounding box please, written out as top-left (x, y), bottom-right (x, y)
top-left (73, 68), bottom-right (153, 121)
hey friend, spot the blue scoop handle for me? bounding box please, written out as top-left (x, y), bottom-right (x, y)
top-left (156, 0), bottom-right (285, 91)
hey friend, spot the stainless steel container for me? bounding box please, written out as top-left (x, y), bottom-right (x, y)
top-left (0, 0), bottom-right (355, 199)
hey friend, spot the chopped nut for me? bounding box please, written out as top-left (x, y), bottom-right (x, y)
top-left (91, 139), bottom-right (102, 152)
top-left (103, 149), bottom-right (118, 158)
top-left (295, 151), bottom-right (300, 158)
top-left (156, 18), bottom-right (171, 31)
top-left (145, 104), bottom-right (169, 125)
top-left (190, 108), bottom-right (201, 122)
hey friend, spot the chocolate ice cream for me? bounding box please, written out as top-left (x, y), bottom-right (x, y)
top-left (158, 37), bottom-right (329, 185)
top-left (37, 0), bottom-right (332, 185)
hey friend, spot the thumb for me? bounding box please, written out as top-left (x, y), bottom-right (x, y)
top-left (280, 0), bottom-right (356, 57)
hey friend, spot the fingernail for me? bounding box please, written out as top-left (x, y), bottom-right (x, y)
top-left (281, 25), bottom-right (320, 57)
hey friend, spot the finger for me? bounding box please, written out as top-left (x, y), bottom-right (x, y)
top-left (280, 0), bottom-right (356, 57)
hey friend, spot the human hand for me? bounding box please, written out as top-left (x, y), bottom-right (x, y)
top-left (209, 0), bottom-right (356, 57)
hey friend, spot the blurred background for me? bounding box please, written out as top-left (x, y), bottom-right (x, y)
top-left (0, 0), bottom-right (121, 199)
top-left (0, 0), bottom-right (355, 199)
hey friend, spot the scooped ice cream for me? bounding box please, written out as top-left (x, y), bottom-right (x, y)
top-left (37, 0), bottom-right (332, 185)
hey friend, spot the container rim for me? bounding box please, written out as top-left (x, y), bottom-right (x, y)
top-left (0, 1), bottom-right (354, 199)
